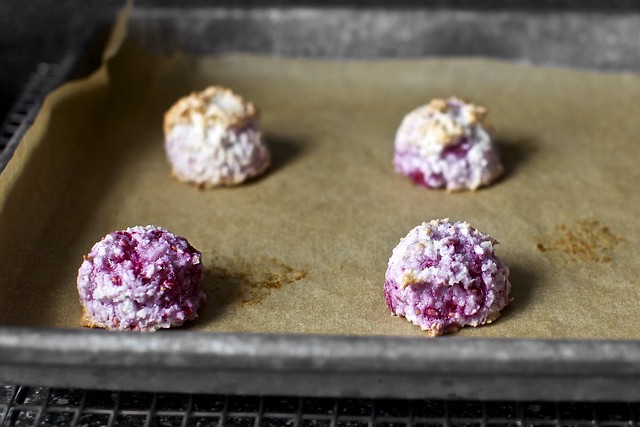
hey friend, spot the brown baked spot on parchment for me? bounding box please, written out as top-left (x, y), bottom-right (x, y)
top-left (536, 220), bottom-right (622, 263)
top-left (207, 255), bottom-right (307, 307)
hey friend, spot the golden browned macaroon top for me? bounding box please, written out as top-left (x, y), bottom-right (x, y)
top-left (427, 97), bottom-right (488, 123)
top-left (164, 86), bottom-right (259, 134)
top-left (417, 97), bottom-right (490, 146)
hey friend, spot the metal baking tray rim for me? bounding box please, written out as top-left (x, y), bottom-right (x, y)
top-left (3, 3), bottom-right (640, 401)
top-left (2, 326), bottom-right (640, 401)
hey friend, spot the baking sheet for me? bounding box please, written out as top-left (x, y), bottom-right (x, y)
top-left (1, 10), bottom-right (639, 340)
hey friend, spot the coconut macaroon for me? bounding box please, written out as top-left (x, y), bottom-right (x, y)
top-left (394, 97), bottom-right (503, 191)
top-left (164, 86), bottom-right (271, 188)
top-left (77, 225), bottom-right (206, 332)
top-left (384, 219), bottom-right (511, 336)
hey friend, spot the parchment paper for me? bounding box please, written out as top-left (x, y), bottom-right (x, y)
top-left (1, 12), bottom-right (639, 340)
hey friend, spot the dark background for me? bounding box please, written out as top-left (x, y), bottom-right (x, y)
top-left (0, 1), bottom-right (122, 125)
top-left (1, 0), bottom-right (639, 127)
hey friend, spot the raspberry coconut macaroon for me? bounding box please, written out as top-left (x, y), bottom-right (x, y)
top-left (164, 86), bottom-right (271, 188)
top-left (394, 97), bottom-right (503, 191)
top-left (384, 219), bottom-right (511, 336)
top-left (77, 225), bottom-right (206, 331)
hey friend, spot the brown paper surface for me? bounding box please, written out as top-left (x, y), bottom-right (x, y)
top-left (1, 15), bottom-right (639, 339)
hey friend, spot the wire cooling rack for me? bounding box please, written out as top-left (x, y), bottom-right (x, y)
top-left (0, 59), bottom-right (73, 174)
top-left (1, 384), bottom-right (639, 427)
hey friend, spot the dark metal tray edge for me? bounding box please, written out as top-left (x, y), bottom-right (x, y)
top-left (2, 327), bottom-right (640, 401)
top-left (2, 3), bottom-right (640, 401)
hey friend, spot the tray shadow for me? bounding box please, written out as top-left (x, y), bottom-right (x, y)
top-left (499, 260), bottom-right (538, 320)
top-left (267, 133), bottom-right (307, 176)
top-left (241, 133), bottom-right (308, 188)
top-left (496, 137), bottom-right (538, 183)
